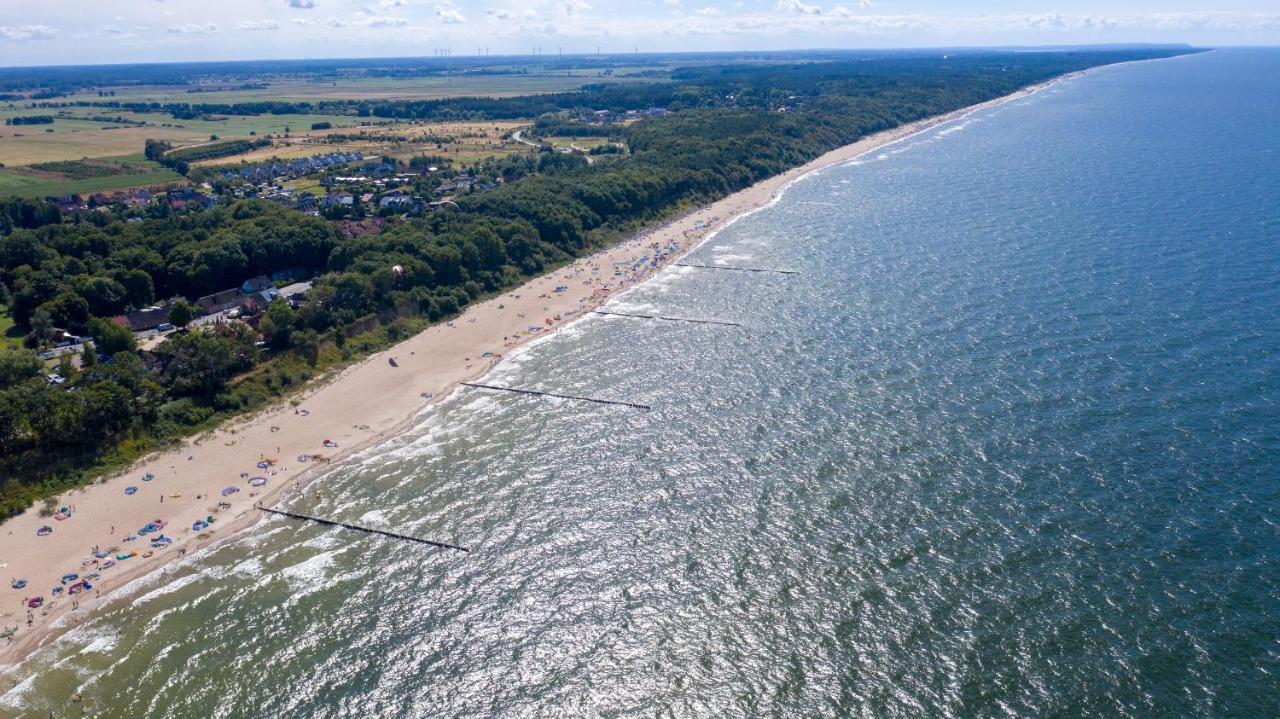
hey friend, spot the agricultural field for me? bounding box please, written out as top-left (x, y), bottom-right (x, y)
top-left (52, 70), bottom-right (657, 105)
top-left (0, 68), bottom-right (659, 196)
top-left (0, 106), bottom-right (365, 165)
top-left (0, 153), bottom-right (183, 198)
top-left (198, 120), bottom-right (530, 169)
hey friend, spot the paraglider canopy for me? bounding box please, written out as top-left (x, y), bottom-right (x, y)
top-left (392, 264), bottom-right (404, 276)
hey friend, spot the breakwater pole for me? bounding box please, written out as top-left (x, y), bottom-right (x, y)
top-left (593, 310), bottom-right (742, 327)
top-left (461, 382), bottom-right (651, 410)
top-left (674, 263), bottom-right (800, 275)
top-left (258, 506), bottom-right (469, 552)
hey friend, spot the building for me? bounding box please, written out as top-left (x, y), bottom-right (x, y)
top-left (240, 275), bottom-right (272, 294)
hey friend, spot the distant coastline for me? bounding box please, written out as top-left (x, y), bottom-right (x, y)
top-left (0, 56), bottom-right (1165, 675)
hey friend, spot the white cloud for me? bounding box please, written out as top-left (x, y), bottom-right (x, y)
top-left (776, 0), bottom-right (821, 16)
top-left (487, 8), bottom-right (512, 20)
top-left (436, 3), bottom-right (466, 23)
top-left (166, 22), bottom-right (220, 34)
top-left (693, 6), bottom-right (720, 17)
top-left (238, 20), bottom-right (281, 31)
top-left (286, 0), bottom-right (316, 8)
top-left (0, 24), bottom-right (60, 41)
top-left (362, 15), bottom-right (410, 27)
top-left (561, 0), bottom-right (591, 18)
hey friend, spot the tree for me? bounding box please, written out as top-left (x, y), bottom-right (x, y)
top-left (168, 300), bottom-right (195, 328)
top-left (57, 352), bottom-right (76, 382)
top-left (261, 300), bottom-right (298, 350)
top-left (160, 324), bottom-right (258, 398)
top-left (80, 341), bottom-right (97, 368)
top-left (88, 317), bottom-right (135, 355)
top-left (0, 346), bottom-right (41, 388)
top-left (118, 269), bottom-right (155, 307)
top-left (29, 307), bottom-right (53, 348)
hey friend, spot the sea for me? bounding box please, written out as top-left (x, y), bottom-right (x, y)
top-left (3, 48), bottom-right (1277, 718)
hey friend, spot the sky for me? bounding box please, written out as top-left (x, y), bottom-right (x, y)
top-left (0, 0), bottom-right (1277, 66)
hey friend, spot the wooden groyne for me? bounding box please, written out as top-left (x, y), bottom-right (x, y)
top-left (461, 382), bottom-right (651, 410)
top-left (675, 262), bottom-right (799, 275)
top-left (258, 506), bottom-right (469, 552)
top-left (593, 310), bottom-right (742, 327)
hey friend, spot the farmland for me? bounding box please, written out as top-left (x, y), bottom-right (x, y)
top-left (51, 71), bottom-right (646, 105)
top-left (0, 153), bottom-right (182, 198)
top-left (0, 68), bottom-right (659, 196)
top-left (0, 107), bottom-right (366, 165)
top-left (195, 120), bottom-right (529, 168)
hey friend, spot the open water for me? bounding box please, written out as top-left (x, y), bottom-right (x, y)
top-left (3, 48), bottom-right (1278, 717)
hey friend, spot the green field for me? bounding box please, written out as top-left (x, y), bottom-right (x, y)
top-left (0, 307), bottom-right (23, 348)
top-left (0, 108), bottom-right (368, 165)
top-left (0, 153), bottom-right (183, 198)
top-left (52, 71), bottom-right (652, 105)
top-left (0, 69), bottom-right (663, 192)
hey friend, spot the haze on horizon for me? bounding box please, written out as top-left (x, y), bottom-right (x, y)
top-left (0, 0), bottom-right (1276, 67)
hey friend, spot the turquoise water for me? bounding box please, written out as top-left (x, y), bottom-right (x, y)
top-left (3, 49), bottom-right (1278, 717)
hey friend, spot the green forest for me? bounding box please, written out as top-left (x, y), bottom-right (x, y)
top-left (0, 49), bottom-right (1193, 517)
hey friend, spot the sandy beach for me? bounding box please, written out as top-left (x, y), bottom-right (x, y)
top-left (0, 74), bottom-right (1077, 669)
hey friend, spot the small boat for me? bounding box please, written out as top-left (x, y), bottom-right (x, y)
top-left (142, 473), bottom-right (155, 482)
top-left (61, 573), bottom-right (79, 585)
top-left (116, 551), bottom-right (136, 560)
top-left (101, 560), bottom-right (115, 569)
top-left (323, 439), bottom-right (338, 448)
top-left (125, 486), bottom-right (138, 495)
top-left (10, 579), bottom-right (26, 589)
top-left (222, 486), bottom-right (240, 497)
top-left (27, 597), bottom-right (43, 609)
top-left (249, 477), bottom-right (268, 487)
top-left (67, 581), bottom-right (91, 595)
top-left (36, 526), bottom-right (52, 537)
top-left (50, 586), bottom-right (63, 596)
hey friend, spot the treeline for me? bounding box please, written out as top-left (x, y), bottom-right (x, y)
top-left (2, 202), bottom-right (340, 329)
top-left (145, 138), bottom-right (271, 174)
top-left (0, 198), bottom-right (61, 235)
top-left (5, 115), bottom-right (54, 125)
top-left (0, 48), bottom-right (1194, 517)
top-left (531, 116), bottom-right (625, 139)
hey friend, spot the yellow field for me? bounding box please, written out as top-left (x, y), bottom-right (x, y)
top-left (0, 108), bottom-right (369, 166)
top-left (54, 72), bottom-right (644, 105)
top-left (193, 120), bottom-right (531, 168)
top-left (0, 69), bottom-right (656, 190)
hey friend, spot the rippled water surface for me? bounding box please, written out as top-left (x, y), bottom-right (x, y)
top-left (4, 49), bottom-right (1278, 718)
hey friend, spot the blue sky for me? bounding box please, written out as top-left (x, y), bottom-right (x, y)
top-left (0, 0), bottom-right (1277, 66)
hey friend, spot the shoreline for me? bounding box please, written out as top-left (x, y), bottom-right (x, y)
top-left (0, 67), bottom-right (1096, 673)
